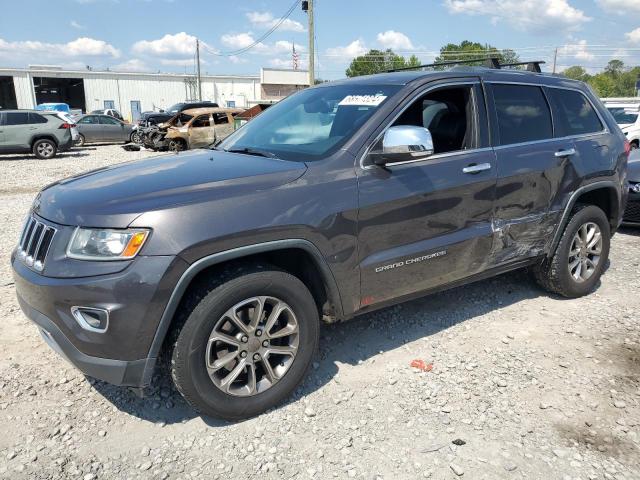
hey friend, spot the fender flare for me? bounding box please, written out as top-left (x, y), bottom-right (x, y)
top-left (547, 180), bottom-right (621, 257)
top-left (146, 239), bottom-right (344, 361)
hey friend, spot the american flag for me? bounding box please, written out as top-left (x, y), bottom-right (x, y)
top-left (292, 43), bottom-right (299, 70)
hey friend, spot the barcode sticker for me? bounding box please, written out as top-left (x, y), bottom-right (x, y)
top-left (338, 94), bottom-right (387, 107)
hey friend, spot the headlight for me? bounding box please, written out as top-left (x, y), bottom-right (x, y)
top-left (631, 182), bottom-right (640, 193)
top-left (67, 228), bottom-right (149, 261)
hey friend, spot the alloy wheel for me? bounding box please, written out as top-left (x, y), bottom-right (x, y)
top-left (37, 142), bottom-right (54, 158)
top-left (205, 296), bottom-right (299, 397)
top-left (568, 222), bottom-right (602, 283)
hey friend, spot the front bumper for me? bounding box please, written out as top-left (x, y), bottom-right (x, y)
top-left (622, 190), bottom-right (640, 225)
top-left (17, 295), bottom-right (155, 387)
top-left (12, 252), bottom-right (185, 388)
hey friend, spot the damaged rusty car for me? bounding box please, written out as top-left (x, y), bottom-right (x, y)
top-left (142, 107), bottom-right (241, 151)
top-left (12, 63), bottom-right (629, 421)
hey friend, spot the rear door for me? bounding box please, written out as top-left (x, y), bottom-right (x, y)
top-left (77, 115), bottom-right (102, 142)
top-left (357, 79), bottom-right (497, 306)
top-left (213, 112), bottom-right (234, 142)
top-left (486, 82), bottom-right (577, 263)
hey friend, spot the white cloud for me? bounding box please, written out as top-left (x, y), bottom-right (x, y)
top-left (114, 58), bottom-right (148, 72)
top-left (376, 30), bottom-right (415, 50)
top-left (326, 39), bottom-right (368, 59)
top-left (70, 20), bottom-right (85, 30)
top-left (559, 40), bottom-right (595, 61)
top-left (0, 36), bottom-right (120, 64)
top-left (219, 32), bottom-right (269, 53)
top-left (246, 11), bottom-right (305, 32)
top-left (626, 27), bottom-right (640, 44)
top-left (443, 0), bottom-right (590, 31)
top-left (132, 32), bottom-right (198, 57)
top-left (273, 40), bottom-right (305, 54)
top-left (598, 0), bottom-right (640, 14)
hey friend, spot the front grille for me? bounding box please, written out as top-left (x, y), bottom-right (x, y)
top-left (17, 216), bottom-right (56, 272)
top-left (624, 200), bottom-right (640, 223)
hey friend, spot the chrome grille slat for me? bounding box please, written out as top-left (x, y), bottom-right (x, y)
top-left (17, 215), bottom-right (56, 272)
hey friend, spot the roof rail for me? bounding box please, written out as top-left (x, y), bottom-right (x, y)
top-left (387, 57), bottom-right (546, 73)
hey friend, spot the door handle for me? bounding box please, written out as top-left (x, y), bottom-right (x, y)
top-left (462, 162), bottom-right (491, 174)
top-left (554, 148), bottom-right (576, 157)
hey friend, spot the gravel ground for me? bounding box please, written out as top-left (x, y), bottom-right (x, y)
top-left (0, 144), bottom-right (638, 480)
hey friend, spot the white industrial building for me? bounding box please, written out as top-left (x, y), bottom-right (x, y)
top-left (0, 66), bottom-right (309, 121)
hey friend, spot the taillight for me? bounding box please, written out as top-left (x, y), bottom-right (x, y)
top-left (624, 139), bottom-right (631, 156)
top-left (58, 123), bottom-right (75, 129)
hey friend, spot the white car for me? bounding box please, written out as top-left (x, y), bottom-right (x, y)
top-left (602, 98), bottom-right (640, 148)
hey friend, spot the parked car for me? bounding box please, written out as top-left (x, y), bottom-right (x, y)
top-left (75, 114), bottom-right (135, 146)
top-left (90, 108), bottom-right (124, 121)
top-left (137, 101), bottom-right (220, 127)
top-left (163, 107), bottom-right (242, 151)
top-left (624, 149), bottom-right (640, 225)
top-left (602, 98), bottom-right (640, 148)
top-left (0, 109), bottom-right (74, 159)
top-left (12, 66), bottom-right (629, 420)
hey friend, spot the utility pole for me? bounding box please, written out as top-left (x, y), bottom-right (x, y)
top-left (552, 47), bottom-right (558, 74)
top-left (196, 38), bottom-right (202, 101)
top-left (307, 0), bottom-right (314, 86)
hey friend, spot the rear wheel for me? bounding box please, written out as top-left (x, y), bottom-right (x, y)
top-left (75, 134), bottom-right (85, 147)
top-left (533, 204), bottom-right (610, 298)
top-left (33, 139), bottom-right (57, 159)
top-left (171, 266), bottom-right (319, 420)
top-left (130, 131), bottom-right (142, 144)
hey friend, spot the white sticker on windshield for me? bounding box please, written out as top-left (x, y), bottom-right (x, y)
top-left (339, 94), bottom-right (387, 107)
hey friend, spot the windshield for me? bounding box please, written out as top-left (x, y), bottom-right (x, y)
top-left (607, 107), bottom-right (639, 125)
top-left (218, 84), bottom-right (401, 161)
top-left (167, 103), bottom-right (185, 114)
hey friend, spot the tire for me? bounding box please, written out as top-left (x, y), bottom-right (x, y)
top-left (130, 131), bottom-right (142, 144)
top-left (32, 139), bottom-right (57, 159)
top-left (533, 204), bottom-right (610, 298)
top-left (75, 134), bottom-right (85, 147)
top-left (171, 265), bottom-right (319, 420)
top-left (168, 139), bottom-right (186, 152)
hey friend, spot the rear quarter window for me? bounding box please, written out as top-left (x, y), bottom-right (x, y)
top-left (28, 113), bottom-right (48, 124)
top-left (492, 84), bottom-right (553, 145)
top-left (547, 88), bottom-right (604, 137)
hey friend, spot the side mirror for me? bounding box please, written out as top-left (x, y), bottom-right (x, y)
top-left (370, 125), bottom-right (434, 166)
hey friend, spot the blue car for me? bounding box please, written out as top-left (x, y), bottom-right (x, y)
top-left (35, 103), bottom-right (70, 113)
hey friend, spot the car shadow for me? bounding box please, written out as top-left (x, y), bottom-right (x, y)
top-left (618, 226), bottom-right (640, 237)
top-left (0, 152), bottom-right (90, 161)
top-left (90, 267), bottom-right (550, 426)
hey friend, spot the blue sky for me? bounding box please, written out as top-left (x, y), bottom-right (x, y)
top-left (1, 0), bottom-right (640, 79)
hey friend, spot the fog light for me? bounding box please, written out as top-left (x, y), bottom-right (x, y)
top-left (71, 306), bottom-right (109, 333)
top-left (631, 183), bottom-right (640, 193)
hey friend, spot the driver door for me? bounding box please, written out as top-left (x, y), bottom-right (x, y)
top-left (356, 80), bottom-right (497, 306)
top-left (188, 114), bottom-right (215, 148)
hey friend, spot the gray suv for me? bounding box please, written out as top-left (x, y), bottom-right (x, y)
top-left (12, 66), bottom-right (629, 420)
top-left (0, 110), bottom-right (74, 159)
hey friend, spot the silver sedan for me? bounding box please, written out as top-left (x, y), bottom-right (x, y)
top-left (75, 114), bottom-right (135, 146)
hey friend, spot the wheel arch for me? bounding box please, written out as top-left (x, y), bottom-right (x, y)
top-left (147, 239), bottom-right (343, 361)
top-left (548, 181), bottom-right (621, 257)
top-left (30, 135), bottom-right (59, 148)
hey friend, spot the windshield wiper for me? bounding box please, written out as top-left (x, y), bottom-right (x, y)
top-left (225, 147), bottom-right (279, 159)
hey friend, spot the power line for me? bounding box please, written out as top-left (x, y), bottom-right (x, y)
top-left (202, 0), bottom-right (301, 57)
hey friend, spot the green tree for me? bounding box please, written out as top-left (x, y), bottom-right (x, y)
top-left (345, 49), bottom-right (420, 77)
top-left (434, 40), bottom-right (519, 68)
top-left (561, 60), bottom-right (640, 97)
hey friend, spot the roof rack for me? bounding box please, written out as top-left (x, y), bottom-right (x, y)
top-left (388, 57), bottom-right (546, 73)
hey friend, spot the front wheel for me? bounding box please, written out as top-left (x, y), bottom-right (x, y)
top-left (75, 134), bottom-right (85, 147)
top-left (168, 139), bottom-right (186, 152)
top-left (171, 266), bottom-right (319, 420)
top-left (533, 204), bottom-right (610, 298)
top-left (130, 131), bottom-right (142, 144)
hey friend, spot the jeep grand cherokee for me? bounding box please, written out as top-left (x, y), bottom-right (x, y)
top-left (12, 66), bottom-right (629, 420)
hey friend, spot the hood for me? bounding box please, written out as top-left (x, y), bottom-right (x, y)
top-left (33, 149), bottom-right (307, 228)
top-left (629, 150), bottom-right (640, 182)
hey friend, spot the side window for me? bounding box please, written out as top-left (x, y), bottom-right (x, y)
top-left (100, 116), bottom-right (120, 125)
top-left (78, 116), bottom-right (96, 124)
top-left (5, 112), bottom-right (30, 126)
top-left (492, 84), bottom-right (552, 145)
top-left (28, 113), bottom-right (48, 124)
top-left (547, 89), bottom-right (603, 137)
top-left (213, 113), bottom-right (230, 125)
top-left (192, 115), bottom-right (211, 128)
top-left (392, 85), bottom-right (477, 154)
